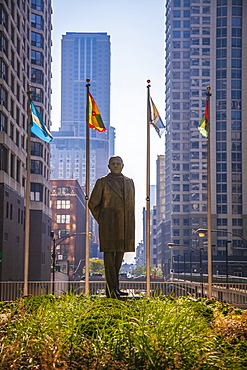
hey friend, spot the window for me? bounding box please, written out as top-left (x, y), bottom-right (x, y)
top-left (183, 205), bottom-right (189, 212)
top-left (58, 229), bottom-right (70, 238)
top-left (184, 219), bottom-right (190, 226)
top-left (16, 159), bottom-right (20, 183)
top-left (0, 4), bottom-right (7, 28)
top-left (0, 144), bottom-right (8, 172)
top-left (173, 20), bottom-right (181, 28)
top-left (0, 57), bottom-right (7, 82)
top-left (31, 32), bottom-right (43, 48)
top-left (57, 214), bottom-right (70, 224)
top-left (173, 205), bottom-right (180, 212)
top-left (31, 50), bottom-right (43, 66)
top-left (31, 160), bottom-right (42, 174)
top-left (57, 243), bottom-right (69, 259)
top-left (31, 68), bottom-right (44, 84)
top-left (31, 183), bottom-right (43, 201)
top-left (31, 87), bottom-right (43, 103)
top-left (0, 86), bottom-right (7, 108)
top-left (31, 0), bottom-right (44, 11)
top-left (173, 31), bottom-right (180, 38)
top-left (173, 10), bottom-right (181, 17)
top-left (183, 194), bottom-right (189, 202)
top-left (0, 31), bottom-right (7, 55)
top-left (31, 141), bottom-right (43, 157)
top-left (57, 200), bottom-right (70, 209)
top-left (202, 38), bottom-right (210, 45)
top-left (184, 229), bottom-right (190, 237)
top-left (173, 194), bottom-right (180, 202)
top-left (31, 13), bottom-right (43, 30)
top-left (0, 111), bottom-right (7, 133)
top-left (57, 187), bottom-right (71, 195)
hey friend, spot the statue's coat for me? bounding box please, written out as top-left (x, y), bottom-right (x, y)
top-left (89, 173), bottom-right (135, 252)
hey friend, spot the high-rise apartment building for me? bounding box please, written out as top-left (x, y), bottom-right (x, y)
top-left (0, 0), bottom-right (53, 281)
top-left (160, 0), bottom-right (247, 276)
top-left (51, 32), bottom-right (114, 190)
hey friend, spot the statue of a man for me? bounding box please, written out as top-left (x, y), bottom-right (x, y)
top-left (89, 156), bottom-right (135, 298)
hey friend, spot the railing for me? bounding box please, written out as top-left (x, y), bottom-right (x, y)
top-left (0, 280), bottom-right (246, 308)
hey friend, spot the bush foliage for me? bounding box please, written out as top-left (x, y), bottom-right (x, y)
top-left (0, 295), bottom-right (246, 369)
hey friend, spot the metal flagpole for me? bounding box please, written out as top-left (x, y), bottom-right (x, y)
top-left (23, 85), bottom-right (32, 296)
top-left (146, 80), bottom-right (151, 297)
top-left (85, 79), bottom-right (91, 295)
top-left (206, 86), bottom-right (212, 297)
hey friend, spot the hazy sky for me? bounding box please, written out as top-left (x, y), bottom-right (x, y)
top-left (51, 0), bottom-right (165, 263)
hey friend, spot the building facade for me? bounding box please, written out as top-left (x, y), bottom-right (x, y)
top-left (51, 32), bottom-right (114, 191)
top-left (162, 0), bottom-right (247, 276)
top-left (0, 0), bottom-right (52, 281)
top-left (50, 179), bottom-right (87, 280)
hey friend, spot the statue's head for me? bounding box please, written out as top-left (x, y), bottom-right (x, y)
top-left (108, 156), bottom-right (124, 175)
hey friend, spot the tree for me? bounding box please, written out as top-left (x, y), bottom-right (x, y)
top-left (132, 265), bottom-right (163, 277)
top-left (89, 258), bottom-right (105, 275)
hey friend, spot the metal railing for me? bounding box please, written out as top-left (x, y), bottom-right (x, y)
top-left (0, 280), bottom-right (246, 308)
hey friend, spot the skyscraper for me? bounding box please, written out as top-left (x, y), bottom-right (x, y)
top-left (159, 0), bottom-right (247, 276)
top-left (0, 0), bottom-right (53, 280)
top-left (51, 32), bottom-right (114, 190)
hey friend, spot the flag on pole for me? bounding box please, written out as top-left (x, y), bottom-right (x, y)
top-left (88, 92), bottom-right (106, 132)
top-left (198, 98), bottom-right (209, 138)
top-left (30, 101), bottom-right (53, 143)
top-left (149, 97), bottom-right (165, 138)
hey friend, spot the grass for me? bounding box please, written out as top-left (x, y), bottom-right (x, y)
top-left (0, 295), bottom-right (246, 369)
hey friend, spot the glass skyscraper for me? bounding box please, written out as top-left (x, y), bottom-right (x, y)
top-left (51, 32), bottom-right (114, 190)
top-left (158, 0), bottom-right (247, 276)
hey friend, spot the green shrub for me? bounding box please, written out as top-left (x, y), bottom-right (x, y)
top-left (0, 295), bottom-right (246, 369)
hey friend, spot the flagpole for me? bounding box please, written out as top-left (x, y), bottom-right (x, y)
top-left (206, 86), bottom-right (212, 297)
top-left (146, 80), bottom-right (151, 297)
top-left (85, 79), bottom-right (91, 295)
top-left (23, 85), bottom-right (32, 296)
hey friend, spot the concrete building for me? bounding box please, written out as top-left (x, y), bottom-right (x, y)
top-left (50, 32), bottom-right (115, 191)
top-left (162, 0), bottom-right (247, 276)
top-left (50, 179), bottom-right (88, 280)
top-left (0, 0), bottom-right (52, 281)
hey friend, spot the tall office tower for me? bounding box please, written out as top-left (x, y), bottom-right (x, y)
top-left (0, 0), bottom-right (52, 281)
top-left (51, 32), bottom-right (113, 190)
top-left (161, 0), bottom-right (247, 276)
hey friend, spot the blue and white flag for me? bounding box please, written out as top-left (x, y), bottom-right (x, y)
top-left (150, 97), bottom-right (166, 138)
top-left (30, 101), bottom-right (53, 143)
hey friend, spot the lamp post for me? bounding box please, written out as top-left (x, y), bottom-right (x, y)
top-left (50, 231), bottom-right (56, 294)
top-left (184, 252), bottom-right (187, 281)
top-left (168, 243), bottom-right (174, 281)
top-left (196, 228), bottom-right (247, 290)
top-left (50, 232), bottom-right (92, 295)
top-left (196, 228), bottom-right (247, 244)
top-left (168, 243), bottom-right (202, 283)
top-left (177, 254), bottom-right (180, 277)
top-left (226, 241), bottom-right (231, 285)
top-left (190, 250), bottom-right (194, 282)
top-left (200, 248), bottom-right (204, 296)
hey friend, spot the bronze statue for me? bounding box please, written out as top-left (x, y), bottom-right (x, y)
top-left (89, 156), bottom-right (135, 298)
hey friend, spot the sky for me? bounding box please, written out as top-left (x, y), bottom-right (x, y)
top-left (51, 0), bottom-right (165, 263)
